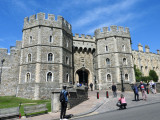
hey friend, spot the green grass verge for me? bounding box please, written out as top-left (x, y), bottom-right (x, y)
top-left (0, 96), bottom-right (51, 116)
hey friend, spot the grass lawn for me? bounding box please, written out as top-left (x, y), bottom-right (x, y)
top-left (0, 96), bottom-right (51, 116)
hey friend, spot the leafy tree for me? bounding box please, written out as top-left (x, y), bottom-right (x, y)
top-left (134, 65), bottom-right (142, 82)
top-left (149, 70), bottom-right (158, 82)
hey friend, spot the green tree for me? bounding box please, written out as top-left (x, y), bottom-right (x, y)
top-left (134, 65), bottom-right (142, 82)
top-left (149, 70), bottom-right (158, 82)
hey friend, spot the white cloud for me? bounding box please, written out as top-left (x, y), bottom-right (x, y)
top-left (86, 13), bottom-right (134, 34)
top-left (73, 0), bottom-right (139, 28)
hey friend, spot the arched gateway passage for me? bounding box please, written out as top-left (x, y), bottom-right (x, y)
top-left (76, 68), bottom-right (89, 86)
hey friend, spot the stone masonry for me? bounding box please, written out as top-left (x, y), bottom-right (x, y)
top-left (0, 12), bottom-right (159, 99)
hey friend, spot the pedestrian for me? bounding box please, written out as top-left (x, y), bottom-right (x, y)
top-left (132, 84), bottom-right (139, 101)
top-left (149, 80), bottom-right (156, 94)
top-left (112, 82), bottom-right (117, 97)
top-left (116, 94), bottom-right (127, 109)
top-left (60, 86), bottom-right (70, 120)
top-left (138, 81), bottom-right (147, 100)
top-left (90, 83), bottom-right (93, 91)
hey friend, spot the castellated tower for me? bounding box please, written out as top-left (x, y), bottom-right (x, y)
top-left (94, 25), bottom-right (135, 90)
top-left (17, 13), bottom-right (73, 100)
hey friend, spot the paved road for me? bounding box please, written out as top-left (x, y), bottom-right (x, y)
top-left (73, 102), bottom-right (160, 120)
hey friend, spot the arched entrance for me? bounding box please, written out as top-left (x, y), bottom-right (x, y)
top-left (76, 68), bottom-right (89, 86)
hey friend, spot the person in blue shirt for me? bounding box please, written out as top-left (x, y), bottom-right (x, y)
top-left (60, 86), bottom-right (70, 120)
top-left (133, 84), bottom-right (139, 101)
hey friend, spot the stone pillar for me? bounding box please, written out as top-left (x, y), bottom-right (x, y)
top-left (51, 89), bottom-right (61, 112)
top-left (138, 43), bottom-right (143, 52)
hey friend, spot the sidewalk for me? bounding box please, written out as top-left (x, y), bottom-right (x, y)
top-left (20, 90), bottom-right (160, 120)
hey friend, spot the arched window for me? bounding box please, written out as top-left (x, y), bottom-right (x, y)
top-left (66, 73), bottom-right (69, 82)
top-left (49, 36), bottom-right (53, 43)
top-left (123, 58), bottom-right (127, 65)
top-left (66, 40), bottom-right (69, 47)
top-left (122, 45), bottom-right (125, 51)
top-left (47, 72), bottom-right (52, 82)
top-left (125, 74), bottom-right (129, 81)
top-left (26, 73), bottom-right (30, 82)
top-left (29, 36), bottom-right (32, 43)
top-left (66, 56), bottom-right (69, 65)
top-left (106, 74), bottom-right (111, 81)
top-left (48, 53), bottom-right (53, 61)
top-left (28, 54), bottom-right (31, 62)
top-left (105, 46), bottom-right (108, 52)
top-left (106, 58), bottom-right (110, 65)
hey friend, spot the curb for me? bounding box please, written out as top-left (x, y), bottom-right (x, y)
top-left (72, 98), bottom-right (108, 118)
top-left (53, 98), bottom-right (108, 120)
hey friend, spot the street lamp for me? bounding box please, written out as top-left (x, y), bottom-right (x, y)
top-left (0, 59), bottom-right (5, 84)
top-left (120, 67), bottom-right (124, 92)
top-left (82, 65), bottom-right (85, 86)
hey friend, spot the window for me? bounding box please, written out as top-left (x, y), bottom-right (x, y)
top-left (145, 66), bottom-right (148, 70)
top-left (28, 54), bottom-right (31, 62)
top-left (47, 72), bottom-right (52, 82)
top-left (26, 73), bottom-right (30, 82)
top-left (66, 56), bottom-right (69, 65)
top-left (48, 53), bottom-right (53, 61)
top-left (66, 73), bottom-right (69, 82)
top-left (66, 40), bottom-right (69, 47)
top-left (49, 36), bottom-right (53, 43)
top-left (105, 46), bottom-right (108, 52)
top-left (125, 74), bottom-right (129, 81)
top-left (29, 36), bottom-right (32, 43)
top-left (106, 74), bottom-right (111, 81)
top-left (122, 45), bottom-right (125, 51)
top-left (106, 58), bottom-right (110, 65)
top-left (123, 58), bottom-right (127, 65)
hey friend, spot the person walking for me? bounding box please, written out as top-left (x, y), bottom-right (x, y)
top-left (149, 80), bottom-right (156, 94)
top-left (112, 82), bottom-right (117, 97)
top-left (132, 84), bottom-right (139, 101)
top-left (138, 81), bottom-right (147, 100)
top-left (90, 83), bottom-right (93, 91)
top-left (60, 86), bottom-right (70, 120)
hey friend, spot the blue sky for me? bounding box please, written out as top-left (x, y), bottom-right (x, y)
top-left (0, 0), bottom-right (160, 53)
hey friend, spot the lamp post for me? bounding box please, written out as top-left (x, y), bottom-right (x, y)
top-left (120, 67), bottom-right (124, 92)
top-left (0, 59), bottom-right (5, 84)
top-left (82, 65), bottom-right (85, 86)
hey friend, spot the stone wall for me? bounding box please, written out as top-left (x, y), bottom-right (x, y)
top-left (51, 86), bottom-right (88, 112)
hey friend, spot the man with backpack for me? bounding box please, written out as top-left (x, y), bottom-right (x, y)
top-left (138, 81), bottom-right (147, 100)
top-left (60, 86), bottom-right (70, 120)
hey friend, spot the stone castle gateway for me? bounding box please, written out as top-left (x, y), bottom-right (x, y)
top-left (0, 13), bottom-right (159, 99)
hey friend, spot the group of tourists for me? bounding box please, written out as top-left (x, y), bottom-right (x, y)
top-left (59, 80), bottom-right (157, 119)
top-left (112, 80), bottom-right (157, 110)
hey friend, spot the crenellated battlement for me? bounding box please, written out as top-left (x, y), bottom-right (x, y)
top-left (73, 33), bottom-right (95, 41)
top-left (94, 25), bottom-right (130, 39)
top-left (23, 12), bottom-right (72, 34)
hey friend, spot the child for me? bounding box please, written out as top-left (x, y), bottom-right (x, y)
top-left (117, 94), bottom-right (127, 109)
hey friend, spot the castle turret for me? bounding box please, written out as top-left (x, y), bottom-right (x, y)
top-left (145, 45), bottom-right (150, 53)
top-left (18, 13), bottom-right (73, 99)
top-left (95, 25), bottom-right (135, 90)
top-left (138, 43), bottom-right (143, 52)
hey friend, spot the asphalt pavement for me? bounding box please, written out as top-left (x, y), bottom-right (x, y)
top-left (72, 102), bottom-right (160, 120)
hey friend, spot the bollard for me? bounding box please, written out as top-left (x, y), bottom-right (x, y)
top-left (147, 88), bottom-right (149, 94)
top-left (106, 91), bottom-right (109, 98)
top-left (97, 92), bottom-right (99, 99)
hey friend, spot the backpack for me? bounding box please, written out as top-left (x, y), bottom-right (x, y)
top-left (141, 85), bottom-right (145, 90)
top-left (59, 91), bottom-right (65, 103)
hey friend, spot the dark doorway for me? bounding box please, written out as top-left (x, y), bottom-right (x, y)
top-left (77, 70), bottom-right (88, 86)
